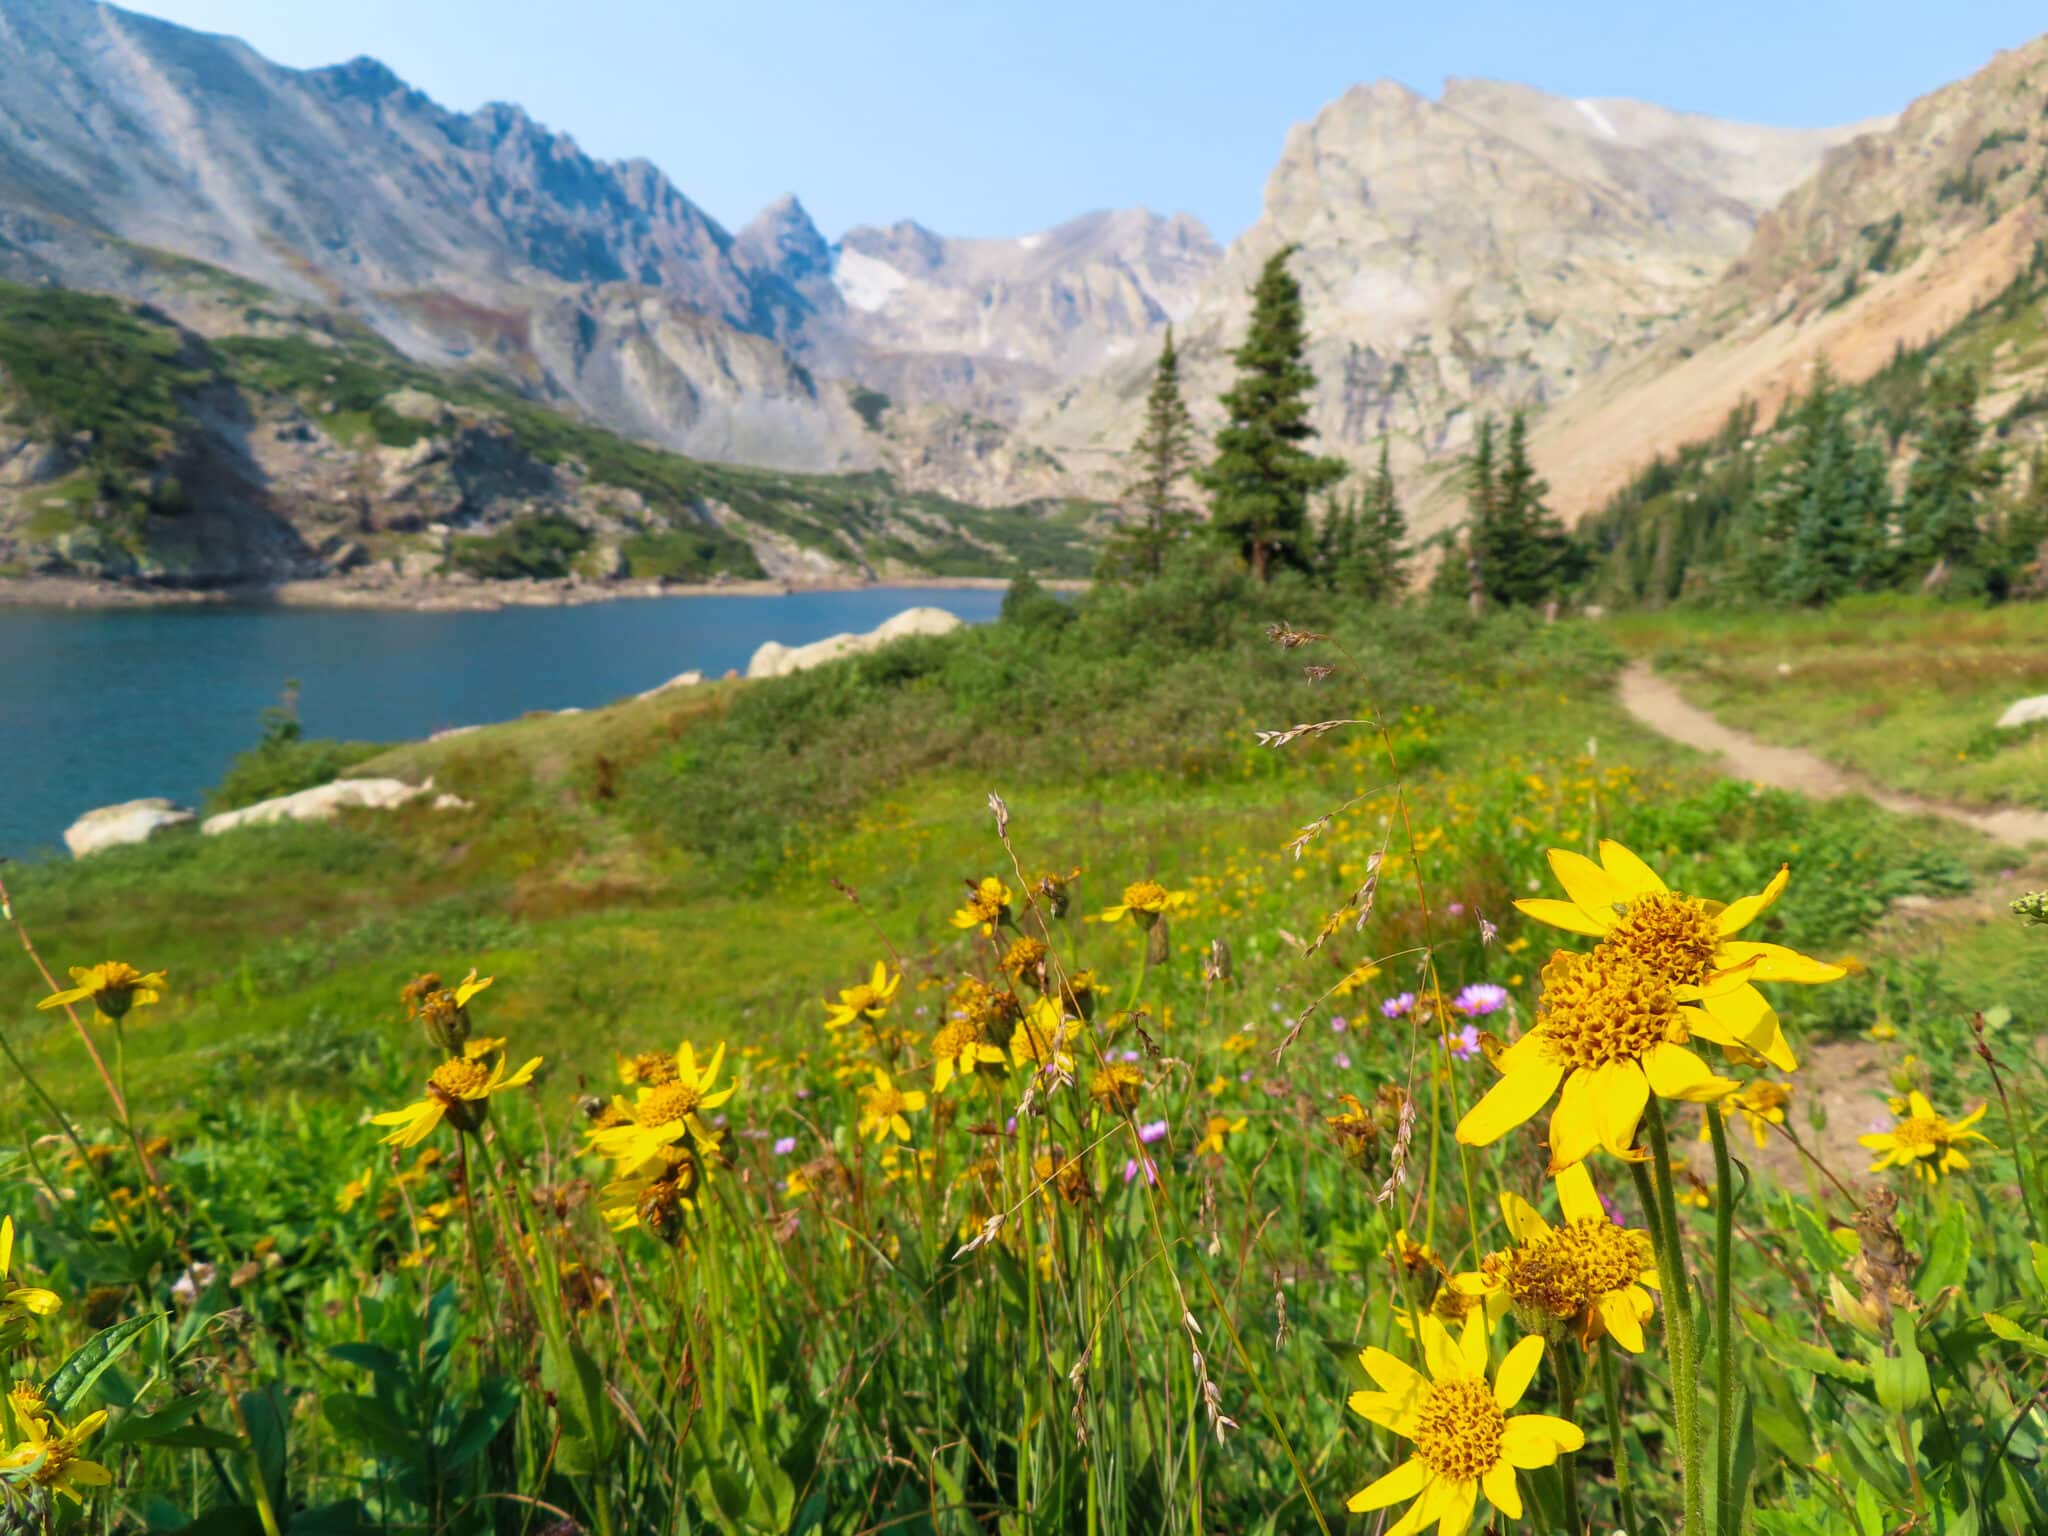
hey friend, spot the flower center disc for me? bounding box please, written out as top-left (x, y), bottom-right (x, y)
top-left (1604, 892), bottom-right (1722, 985)
top-left (1412, 1377), bottom-right (1506, 1480)
top-left (1537, 948), bottom-right (1684, 1069)
top-left (638, 1082), bottom-right (704, 1126)
top-left (429, 1059), bottom-right (492, 1099)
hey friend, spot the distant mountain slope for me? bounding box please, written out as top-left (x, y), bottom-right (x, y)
top-left (1526, 33), bottom-right (2048, 525)
top-left (0, 268), bottom-right (1101, 591)
top-left (1020, 78), bottom-right (1879, 532)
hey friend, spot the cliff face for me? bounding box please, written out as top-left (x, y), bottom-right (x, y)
top-left (1524, 32), bottom-right (2048, 527)
top-left (1017, 79), bottom-right (1876, 527)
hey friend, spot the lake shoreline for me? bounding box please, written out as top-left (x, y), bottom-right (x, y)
top-left (0, 572), bottom-right (1087, 613)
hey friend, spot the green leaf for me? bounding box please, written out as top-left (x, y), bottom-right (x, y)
top-left (44, 1313), bottom-right (160, 1414)
top-left (1984, 1310), bottom-right (2048, 1358)
top-left (439, 1378), bottom-right (518, 1474)
top-left (540, 1332), bottom-right (617, 1478)
top-left (1740, 1309), bottom-right (1872, 1383)
top-left (1872, 1315), bottom-right (1931, 1413)
top-left (2029, 1242), bottom-right (2048, 1299)
top-left (1785, 1194), bottom-right (1844, 1279)
top-left (322, 1392), bottom-right (419, 1464)
top-left (102, 1395), bottom-right (204, 1448)
top-left (1916, 1205), bottom-right (1970, 1301)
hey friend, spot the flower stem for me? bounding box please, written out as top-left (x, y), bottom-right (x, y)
top-left (1555, 1344), bottom-right (1585, 1536)
top-left (1599, 1336), bottom-right (1641, 1536)
top-left (1641, 1096), bottom-right (1705, 1536)
top-left (1706, 1106), bottom-right (1740, 1535)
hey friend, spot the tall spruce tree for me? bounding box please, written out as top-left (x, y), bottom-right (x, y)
top-left (1898, 363), bottom-right (2002, 593)
top-left (1098, 327), bottom-right (1199, 582)
top-left (1466, 411), bottom-right (1570, 606)
top-left (1750, 365), bottom-right (1891, 604)
top-left (1314, 441), bottom-right (1407, 599)
top-left (1196, 246), bottom-right (1346, 581)
top-left (1458, 416), bottom-right (1499, 610)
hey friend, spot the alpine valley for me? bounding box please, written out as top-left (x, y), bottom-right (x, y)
top-left (4, 0), bottom-right (2046, 595)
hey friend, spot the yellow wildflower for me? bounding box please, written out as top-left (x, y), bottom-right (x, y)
top-left (1093, 880), bottom-right (1191, 927)
top-left (1089, 1061), bottom-right (1146, 1113)
top-left (1859, 1091), bottom-right (1990, 1182)
top-left (1196, 1115), bottom-right (1247, 1156)
top-left (38, 961), bottom-right (166, 1025)
top-left (0, 1408), bottom-right (112, 1502)
top-left (588, 1041), bottom-right (734, 1168)
top-left (950, 877), bottom-right (1013, 936)
top-left (929, 1018), bottom-right (1006, 1093)
top-left (1701, 1080), bottom-right (1791, 1150)
top-left (1009, 996), bottom-right (1077, 1081)
top-left (1454, 1164), bottom-right (1659, 1352)
top-left (824, 962), bottom-right (902, 1030)
top-left (0, 1219), bottom-right (59, 1333)
top-left (857, 1068), bottom-right (928, 1144)
top-left (369, 1047), bottom-right (542, 1148)
top-left (1515, 839), bottom-right (1845, 1071)
top-left (1346, 1313), bottom-right (1583, 1535)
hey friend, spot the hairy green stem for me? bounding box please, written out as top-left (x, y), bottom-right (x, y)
top-left (1643, 1096), bottom-right (1705, 1536)
top-left (1599, 1336), bottom-right (1641, 1536)
top-left (1707, 1106), bottom-right (1739, 1535)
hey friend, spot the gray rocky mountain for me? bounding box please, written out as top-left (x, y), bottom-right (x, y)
top-left (1017, 79), bottom-right (1883, 527)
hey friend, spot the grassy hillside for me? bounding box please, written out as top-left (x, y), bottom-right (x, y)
top-left (0, 575), bottom-right (2043, 1531)
top-left (0, 279), bottom-right (1103, 585)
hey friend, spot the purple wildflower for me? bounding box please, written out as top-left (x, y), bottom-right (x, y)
top-left (1442, 1024), bottom-right (1482, 1061)
top-left (772, 1136), bottom-right (797, 1156)
top-left (1381, 992), bottom-right (1416, 1020)
top-left (1123, 1155), bottom-right (1160, 1186)
top-left (1454, 983), bottom-right (1509, 1017)
top-left (1138, 1119), bottom-right (1170, 1145)
top-left (1331, 1016), bottom-right (1349, 1033)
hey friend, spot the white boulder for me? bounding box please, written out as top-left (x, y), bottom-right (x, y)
top-left (637, 669), bottom-right (704, 700)
top-left (1995, 695), bottom-right (2048, 729)
top-left (202, 777), bottom-right (439, 835)
top-left (746, 606), bottom-right (963, 680)
top-left (63, 798), bottom-right (195, 858)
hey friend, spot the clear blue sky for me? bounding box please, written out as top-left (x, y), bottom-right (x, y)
top-left (123, 1), bottom-right (2047, 242)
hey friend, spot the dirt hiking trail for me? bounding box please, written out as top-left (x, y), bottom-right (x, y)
top-left (1617, 662), bottom-right (2048, 849)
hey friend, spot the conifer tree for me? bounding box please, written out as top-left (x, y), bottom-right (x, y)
top-left (1750, 365), bottom-right (1891, 604)
top-left (1196, 247), bottom-right (1346, 581)
top-left (1315, 441), bottom-right (1408, 599)
top-left (1898, 363), bottom-right (2002, 593)
top-left (1099, 327), bottom-right (1199, 582)
top-left (1473, 411), bottom-right (1571, 606)
top-left (1996, 446), bottom-right (2048, 598)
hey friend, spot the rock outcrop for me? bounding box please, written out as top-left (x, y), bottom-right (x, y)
top-left (746, 607), bottom-right (963, 680)
top-left (62, 798), bottom-right (195, 857)
top-left (200, 777), bottom-right (449, 835)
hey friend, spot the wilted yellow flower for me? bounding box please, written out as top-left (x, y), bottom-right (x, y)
top-left (999, 936), bottom-right (1050, 989)
top-left (588, 1042), bottom-right (734, 1168)
top-left (38, 961), bottom-right (166, 1025)
top-left (950, 877), bottom-right (1013, 936)
top-left (1089, 1061), bottom-right (1145, 1113)
top-left (1346, 1313), bottom-right (1583, 1535)
top-left (857, 1068), bottom-right (928, 1144)
top-left (1384, 1227), bottom-right (1439, 1278)
top-left (824, 962), bottom-right (902, 1030)
top-left (1093, 880), bottom-right (1191, 927)
top-left (1859, 1091), bottom-right (1989, 1182)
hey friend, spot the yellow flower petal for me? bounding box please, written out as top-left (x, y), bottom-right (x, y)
top-left (1599, 1289), bottom-right (1647, 1353)
top-left (1597, 839), bottom-right (1669, 899)
top-left (1715, 865), bottom-right (1789, 935)
top-left (1500, 1191), bottom-right (1552, 1247)
top-left (1716, 941), bottom-right (1846, 985)
top-left (1385, 1478), bottom-right (1449, 1536)
top-left (1513, 898), bottom-right (1611, 937)
top-left (1593, 1059), bottom-right (1650, 1159)
top-left (1419, 1314), bottom-right (1463, 1380)
top-left (1642, 1042), bottom-right (1736, 1104)
top-left (1494, 1334), bottom-right (1544, 1410)
top-left (1547, 848), bottom-right (1625, 918)
top-left (1456, 1057), bottom-right (1564, 1147)
top-left (1360, 1346), bottom-right (1429, 1398)
top-left (1547, 1068), bottom-right (1602, 1170)
top-left (1347, 1456), bottom-right (1433, 1513)
top-left (1553, 1162), bottom-right (1604, 1225)
top-left (1482, 1460), bottom-right (1523, 1520)
top-left (1433, 1475), bottom-right (1479, 1536)
top-left (1499, 1413), bottom-right (1585, 1468)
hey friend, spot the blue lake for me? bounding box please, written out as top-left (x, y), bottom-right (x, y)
top-left (0, 587), bottom-right (1006, 858)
